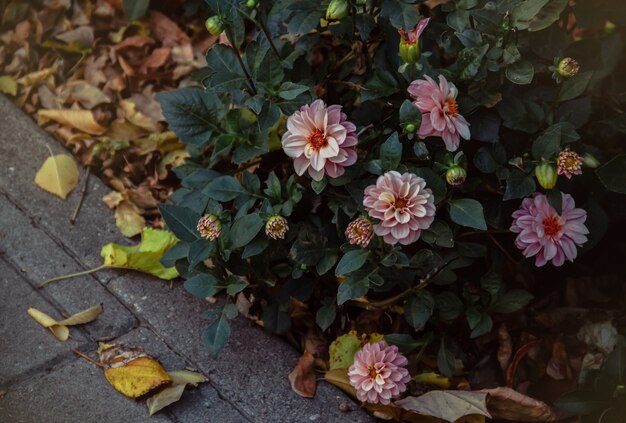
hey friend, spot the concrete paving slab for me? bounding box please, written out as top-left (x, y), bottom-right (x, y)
top-left (0, 258), bottom-right (77, 386)
top-left (108, 274), bottom-right (374, 423)
top-left (0, 94), bottom-right (124, 281)
top-left (0, 193), bottom-right (138, 340)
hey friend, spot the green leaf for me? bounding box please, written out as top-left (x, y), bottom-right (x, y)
top-left (400, 100), bottom-right (422, 125)
top-left (503, 170), bottom-right (536, 200)
top-left (489, 289), bottom-right (534, 313)
top-left (384, 334), bottom-right (426, 354)
top-left (156, 88), bottom-right (221, 146)
top-left (449, 199), bottom-right (487, 230)
top-left (422, 220), bottom-right (454, 248)
top-left (337, 275), bottom-right (370, 305)
top-left (229, 214), bottom-right (264, 250)
top-left (466, 308), bottom-right (493, 338)
top-left (437, 337), bottom-right (456, 377)
top-left (205, 45), bottom-right (246, 91)
top-left (225, 275), bottom-right (247, 295)
top-left (264, 171), bottom-right (282, 200)
top-left (528, 0), bottom-right (568, 31)
top-left (329, 331), bottom-right (362, 370)
top-left (278, 82), bottom-right (309, 100)
top-left (188, 239), bottom-right (215, 268)
top-left (435, 292), bottom-right (464, 321)
top-left (122, 0), bottom-right (150, 20)
top-left (185, 274), bottom-right (219, 298)
top-left (203, 176), bottom-right (246, 201)
top-left (554, 390), bottom-right (610, 416)
top-left (203, 306), bottom-right (234, 357)
top-left (511, 0), bottom-right (549, 30)
top-left (287, 2), bottom-right (324, 34)
top-left (532, 123), bottom-right (579, 160)
top-left (458, 44), bottom-right (489, 80)
top-left (405, 291), bottom-right (435, 331)
top-left (380, 0), bottom-right (420, 30)
top-left (316, 297), bottom-right (336, 332)
top-left (361, 70), bottom-right (399, 102)
top-left (380, 132), bottom-right (402, 171)
top-left (474, 147), bottom-right (497, 173)
top-left (596, 155), bottom-right (626, 194)
top-left (505, 60), bottom-right (534, 85)
top-left (335, 249), bottom-right (370, 276)
top-left (158, 204), bottom-right (200, 242)
top-left (559, 71), bottom-right (593, 102)
top-left (546, 189), bottom-right (563, 214)
top-left (160, 242), bottom-right (189, 268)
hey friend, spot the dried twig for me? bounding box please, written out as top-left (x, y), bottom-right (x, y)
top-left (70, 168), bottom-right (90, 224)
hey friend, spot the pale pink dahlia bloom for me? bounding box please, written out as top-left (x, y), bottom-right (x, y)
top-left (363, 171), bottom-right (436, 245)
top-left (557, 148), bottom-right (583, 179)
top-left (281, 99), bottom-right (358, 181)
top-left (510, 193), bottom-right (589, 267)
top-left (408, 75), bottom-right (470, 152)
top-left (348, 341), bottom-right (411, 405)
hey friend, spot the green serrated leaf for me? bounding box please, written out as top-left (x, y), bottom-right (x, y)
top-left (449, 199), bottom-right (487, 230)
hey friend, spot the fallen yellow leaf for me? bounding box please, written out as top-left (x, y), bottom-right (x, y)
top-left (114, 201), bottom-right (145, 238)
top-left (0, 75), bottom-right (18, 96)
top-left (38, 109), bottom-right (107, 135)
top-left (168, 370), bottom-right (208, 386)
top-left (413, 372), bottom-right (451, 389)
top-left (34, 153), bottom-right (80, 200)
top-left (99, 343), bottom-right (172, 398)
top-left (27, 304), bottom-right (103, 341)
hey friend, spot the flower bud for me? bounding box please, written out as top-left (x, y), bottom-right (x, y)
top-left (445, 165), bottom-right (466, 186)
top-left (404, 123), bottom-right (416, 134)
top-left (535, 162), bottom-right (558, 190)
top-left (557, 57), bottom-right (579, 78)
top-left (265, 216), bottom-right (289, 240)
top-left (399, 41), bottom-right (420, 64)
top-left (197, 214), bottom-right (222, 241)
top-left (326, 0), bottom-right (349, 21)
top-left (205, 16), bottom-right (224, 36)
top-left (245, 0), bottom-right (258, 8)
top-left (345, 216), bottom-right (374, 248)
top-left (557, 148), bottom-right (583, 179)
top-left (581, 152), bottom-right (600, 169)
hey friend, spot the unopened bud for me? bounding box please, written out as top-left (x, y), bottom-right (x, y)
top-left (535, 162), bottom-right (558, 190)
top-left (326, 0), bottom-right (349, 21)
top-left (445, 165), bottom-right (466, 186)
top-left (197, 214), bottom-right (222, 240)
top-left (404, 123), bottom-right (416, 134)
top-left (265, 216), bottom-right (289, 240)
top-left (557, 57), bottom-right (579, 78)
top-left (581, 152), bottom-right (600, 169)
top-left (205, 16), bottom-right (224, 36)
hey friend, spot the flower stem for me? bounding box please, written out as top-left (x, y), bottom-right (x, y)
top-left (38, 265), bottom-right (110, 288)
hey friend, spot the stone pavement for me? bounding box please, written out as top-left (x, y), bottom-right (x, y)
top-left (0, 94), bottom-right (374, 423)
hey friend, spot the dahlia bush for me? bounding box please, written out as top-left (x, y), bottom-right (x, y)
top-left (155, 0), bottom-right (625, 417)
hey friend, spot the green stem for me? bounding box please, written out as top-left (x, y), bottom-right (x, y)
top-left (225, 28), bottom-right (257, 96)
top-left (38, 265), bottom-right (111, 288)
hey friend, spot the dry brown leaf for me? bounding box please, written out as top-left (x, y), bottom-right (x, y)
top-left (34, 153), bottom-right (80, 199)
top-left (497, 323), bottom-right (512, 372)
top-left (119, 99), bottom-right (160, 132)
top-left (0, 389), bottom-right (6, 399)
top-left (395, 391), bottom-right (491, 423)
top-left (143, 47), bottom-right (171, 71)
top-left (546, 336), bottom-right (573, 381)
top-left (38, 109), bottom-right (107, 135)
top-left (61, 81), bottom-right (111, 109)
top-left (288, 352), bottom-right (317, 398)
top-left (485, 387), bottom-right (562, 421)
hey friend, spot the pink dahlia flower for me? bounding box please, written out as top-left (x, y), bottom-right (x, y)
top-left (363, 171), bottom-right (435, 245)
top-left (281, 99), bottom-right (358, 181)
top-left (510, 193), bottom-right (588, 267)
top-left (408, 75), bottom-right (470, 152)
top-left (348, 341), bottom-right (411, 405)
top-left (557, 148), bottom-right (583, 179)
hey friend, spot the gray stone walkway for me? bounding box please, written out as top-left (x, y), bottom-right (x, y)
top-left (0, 95), bottom-right (374, 422)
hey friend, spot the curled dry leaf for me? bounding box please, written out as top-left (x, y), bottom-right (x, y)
top-left (38, 109), bottom-right (107, 135)
top-left (34, 153), bottom-right (80, 199)
top-left (484, 387), bottom-right (563, 422)
top-left (497, 323), bottom-right (512, 372)
top-left (147, 370), bottom-right (208, 416)
top-left (98, 343), bottom-right (172, 398)
top-left (27, 304), bottom-right (103, 341)
top-left (288, 352), bottom-right (317, 398)
top-left (395, 391), bottom-right (491, 423)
